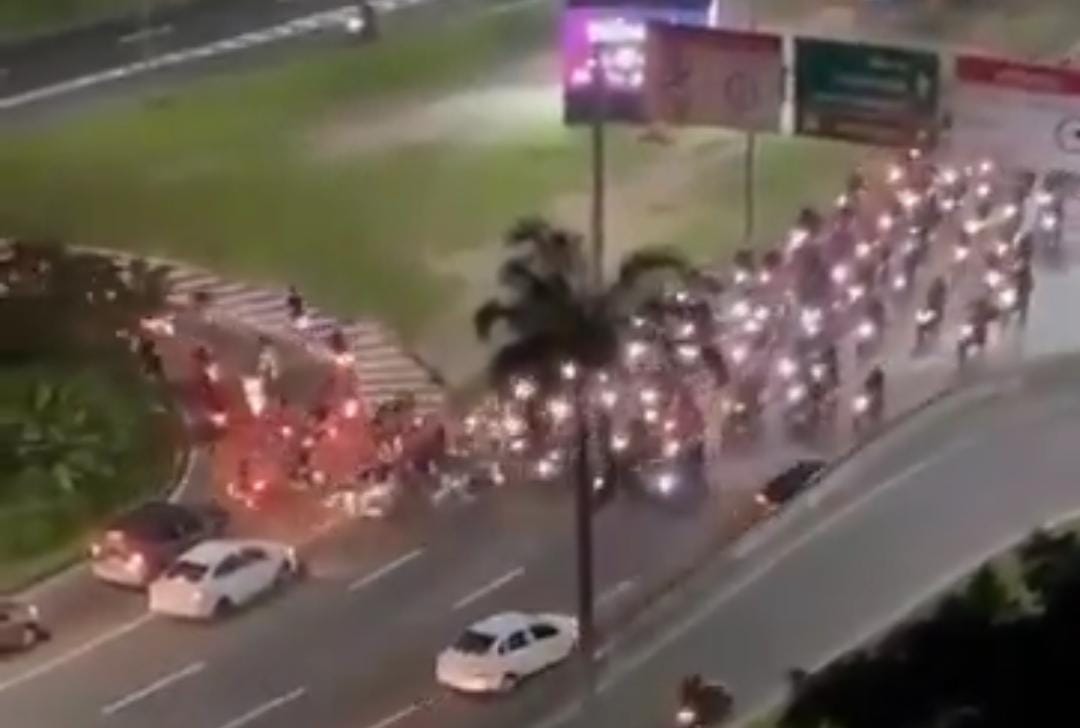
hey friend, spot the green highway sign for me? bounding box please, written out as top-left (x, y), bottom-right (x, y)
top-left (795, 38), bottom-right (941, 147)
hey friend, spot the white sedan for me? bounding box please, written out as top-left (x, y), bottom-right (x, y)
top-left (149, 540), bottom-right (300, 620)
top-left (436, 612), bottom-right (577, 693)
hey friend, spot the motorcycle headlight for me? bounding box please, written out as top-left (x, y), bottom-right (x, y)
top-left (676, 707), bottom-right (698, 726)
top-left (786, 384), bottom-right (806, 404)
top-left (777, 356), bottom-right (798, 380)
top-left (853, 394), bottom-right (870, 414)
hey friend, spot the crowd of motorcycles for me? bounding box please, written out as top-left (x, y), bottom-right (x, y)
top-left (451, 149), bottom-right (1064, 511)
top-left (130, 148), bottom-right (1065, 522)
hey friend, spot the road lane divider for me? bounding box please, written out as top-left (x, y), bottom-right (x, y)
top-left (596, 579), bottom-right (637, 609)
top-left (453, 566), bottom-right (525, 611)
top-left (0, 613), bottom-right (155, 696)
top-left (215, 686), bottom-right (306, 728)
top-left (347, 548), bottom-right (425, 593)
top-left (100, 660), bottom-right (206, 716)
top-left (364, 703), bottom-right (421, 728)
top-left (118, 24), bottom-right (175, 45)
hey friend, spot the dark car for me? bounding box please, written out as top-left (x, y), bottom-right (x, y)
top-left (90, 501), bottom-right (228, 588)
top-left (0, 600), bottom-right (48, 652)
top-left (756, 459), bottom-right (826, 510)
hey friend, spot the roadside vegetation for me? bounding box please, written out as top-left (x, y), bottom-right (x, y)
top-left (0, 243), bottom-right (181, 591)
top-left (774, 523), bottom-right (1080, 727)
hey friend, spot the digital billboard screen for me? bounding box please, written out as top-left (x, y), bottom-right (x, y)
top-left (562, 0), bottom-right (714, 124)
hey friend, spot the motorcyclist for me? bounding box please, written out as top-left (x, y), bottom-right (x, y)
top-left (677, 674), bottom-right (733, 726)
top-left (137, 336), bottom-right (163, 379)
top-left (927, 275), bottom-right (947, 313)
top-left (286, 285), bottom-right (305, 325)
top-left (863, 366), bottom-right (886, 421)
top-left (256, 336), bottom-right (280, 382)
top-left (1014, 263), bottom-right (1034, 326)
top-left (359, 0), bottom-right (379, 40)
top-left (192, 344), bottom-right (218, 383)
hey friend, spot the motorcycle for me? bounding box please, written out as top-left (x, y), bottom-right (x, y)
top-left (851, 369), bottom-right (885, 437)
top-left (721, 383), bottom-right (763, 448)
top-left (914, 279), bottom-right (947, 353)
top-left (854, 299), bottom-right (885, 360)
top-left (676, 678), bottom-right (733, 727)
top-left (956, 315), bottom-right (988, 367)
top-left (782, 378), bottom-right (835, 441)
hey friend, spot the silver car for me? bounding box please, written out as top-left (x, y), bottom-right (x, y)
top-left (0, 601), bottom-right (48, 651)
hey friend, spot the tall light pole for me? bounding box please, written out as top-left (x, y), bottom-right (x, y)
top-left (589, 42), bottom-right (608, 292)
top-left (577, 40), bottom-right (607, 681)
top-left (742, 0), bottom-right (757, 246)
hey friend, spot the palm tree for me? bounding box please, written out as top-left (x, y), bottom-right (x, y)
top-left (474, 217), bottom-right (697, 667)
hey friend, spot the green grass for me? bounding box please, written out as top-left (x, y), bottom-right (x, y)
top-left (0, 363), bottom-right (179, 593)
top-left (0, 0), bottom-right (662, 335)
top-left (663, 136), bottom-right (862, 263)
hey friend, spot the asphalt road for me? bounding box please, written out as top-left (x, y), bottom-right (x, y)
top-left (518, 355), bottom-right (1080, 728)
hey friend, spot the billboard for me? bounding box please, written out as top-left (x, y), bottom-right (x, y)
top-left (643, 23), bottom-right (783, 131)
top-left (562, 0), bottom-right (713, 124)
top-left (947, 54), bottom-right (1080, 174)
top-left (794, 37), bottom-right (941, 147)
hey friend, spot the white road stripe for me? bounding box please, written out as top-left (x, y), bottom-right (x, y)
top-left (364, 704), bottom-right (420, 728)
top-left (101, 661), bottom-right (206, 716)
top-left (348, 548), bottom-right (425, 592)
top-left (0, 613), bottom-right (155, 695)
top-left (596, 579), bottom-right (637, 608)
top-left (453, 566), bottom-right (525, 610)
top-left (215, 686), bottom-right (307, 728)
top-left (118, 24), bottom-right (174, 45)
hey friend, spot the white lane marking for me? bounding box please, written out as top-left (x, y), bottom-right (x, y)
top-left (215, 686), bottom-right (307, 728)
top-left (0, 613), bottom-right (155, 695)
top-left (118, 24), bottom-right (175, 45)
top-left (364, 704), bottom-right (420, 728)
top-left (100, 661), bottom-right (206, 716)
top-left (347, 548), bottom-right (425, 592)
top-left (453, 566), bottom-right (525, 611)
top-left (596, 579), bottom-right (636, 608)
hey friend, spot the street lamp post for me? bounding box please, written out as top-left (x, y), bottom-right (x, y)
top-left (577, 40), bottom-right (607, 682)
top-left (742, 0), bottom-right (758, 246)
top-left (590, 43), bottom-right (608, 292)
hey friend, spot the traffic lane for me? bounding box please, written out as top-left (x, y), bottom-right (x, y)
top-left (95, 492), bottom-right (580, 728)
top-left (239, 372), bottom-right (1029, 728)
top-left (0, 0), bottom-right (350, 95)
top-left (0, 482), bottom-right (578, 727)
top-left (218, 499), bottom-right (630, 728)
top-left (95, 477), bottom-right (739, 728)
top-left (420, 377), bottom-right (1075, 728)
top-left (550, 394), bottom-right (1080, 728)
top-left (0, 0), bottom-right (494, 122)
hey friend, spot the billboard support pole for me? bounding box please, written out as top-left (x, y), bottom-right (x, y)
top-left (590, 44), bottom-right (607, 292)
top-left (743, 1), bottom-right (757, 246)
top-left (576, 41), bottom-right (605, 697)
